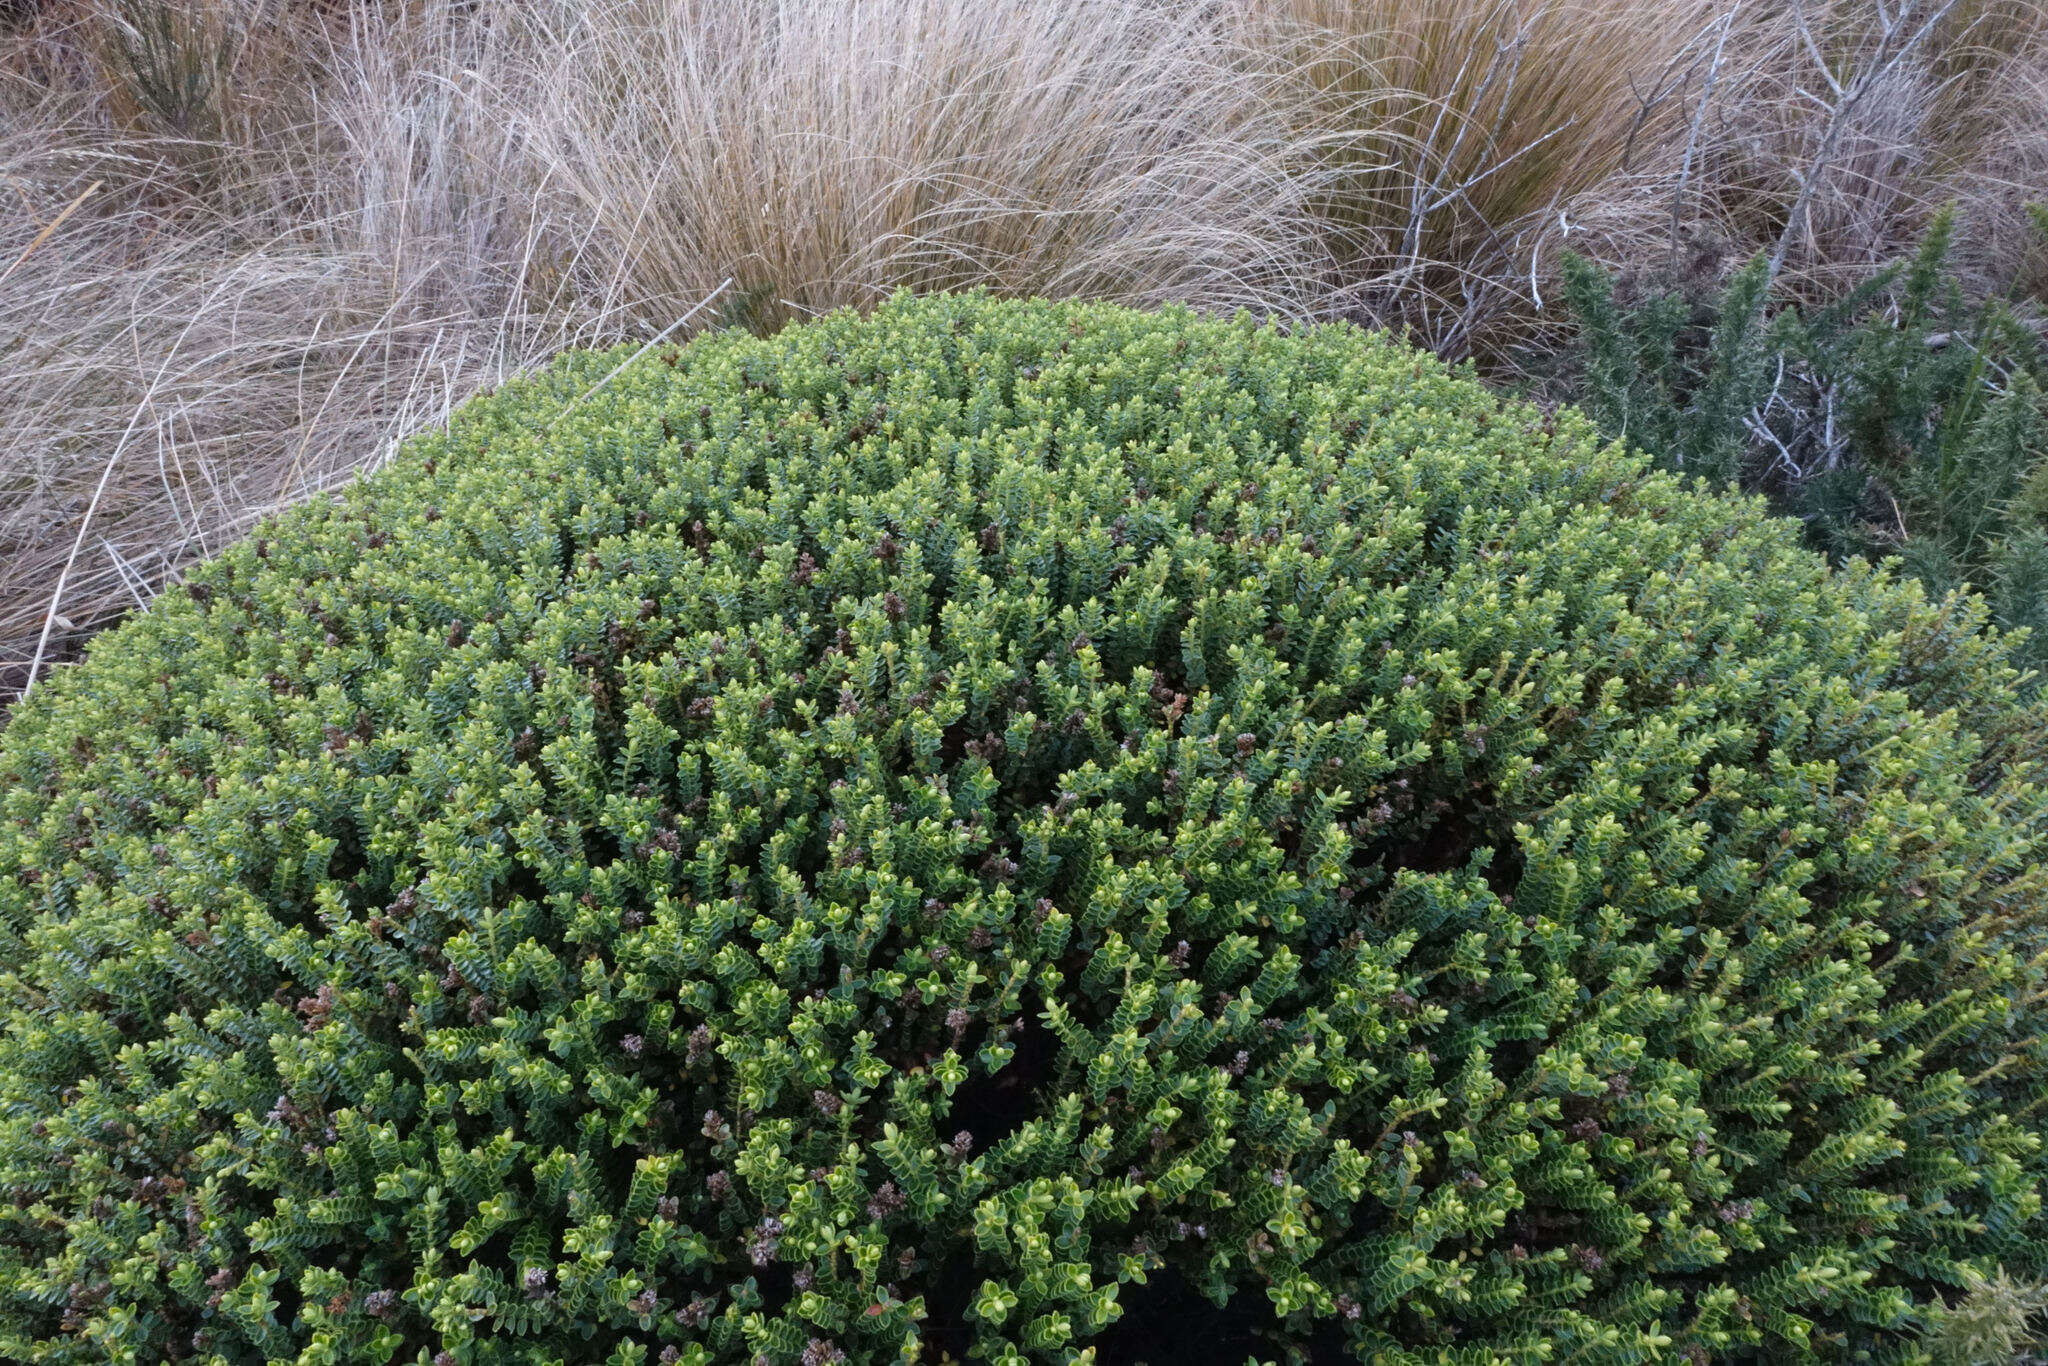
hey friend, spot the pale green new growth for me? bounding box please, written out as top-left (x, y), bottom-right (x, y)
top-left (2, 295), bottom-right (2046, 1364)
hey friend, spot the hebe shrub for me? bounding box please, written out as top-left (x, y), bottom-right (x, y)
top-left (3, 294), bottom-right (2048, 1366)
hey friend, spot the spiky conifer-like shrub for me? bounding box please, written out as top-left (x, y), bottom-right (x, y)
top-left (3, 294), bottom-right (2048, 1366)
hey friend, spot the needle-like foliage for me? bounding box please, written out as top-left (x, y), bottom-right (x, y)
top-left (2, 294), bottom-right (2047, 1365)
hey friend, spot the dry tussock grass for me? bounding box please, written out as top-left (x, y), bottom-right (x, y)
top-left (525, 0), bottom-right (1344, 330)
top-left (2, 0), bottom-right (2043, 702)
top-left (1252, 0), bottom-right (1732, 353)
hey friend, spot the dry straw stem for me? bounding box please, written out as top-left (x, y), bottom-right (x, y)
top-left (0, 177), bottom-right (100, 288)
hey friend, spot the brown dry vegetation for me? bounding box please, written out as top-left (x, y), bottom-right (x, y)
top-left (3, 0), bottom-right (2044, 702)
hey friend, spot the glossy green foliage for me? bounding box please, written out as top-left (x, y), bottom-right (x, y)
top-left (3, 293), bottom-right (2048, 1366)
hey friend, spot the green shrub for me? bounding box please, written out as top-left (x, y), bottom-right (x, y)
top-left (3, 293), bottom-right (2048, 1365)
top-left (1557, 205), bottom-right (2048, 682)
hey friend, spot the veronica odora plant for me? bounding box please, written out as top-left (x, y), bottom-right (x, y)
top-left (3, 294), bottom-right (2047, 1365)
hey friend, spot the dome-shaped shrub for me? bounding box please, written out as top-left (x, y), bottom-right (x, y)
top-left (3, 294), bottom-right (2047, 1366)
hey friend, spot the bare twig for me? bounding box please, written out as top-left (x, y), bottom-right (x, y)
top-left (1670, 3), bottom-right (1740, 266)
top-left (1770, 0), bottom-right (1961, 282)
